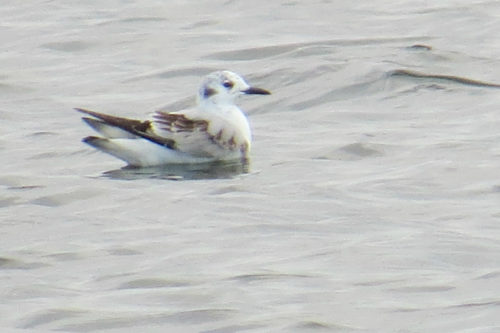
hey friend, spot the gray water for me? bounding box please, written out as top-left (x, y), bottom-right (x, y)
top-left (1, 1), bottom-right (500, 332)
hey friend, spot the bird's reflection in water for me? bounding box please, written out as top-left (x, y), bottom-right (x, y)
top-left (102, 159), bottom-right (250, 181)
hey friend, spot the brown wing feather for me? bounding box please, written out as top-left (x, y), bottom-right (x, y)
top-left (153, 111), bottom-right (208, 133)
top-left (75, 108), bottom-right (176, 149)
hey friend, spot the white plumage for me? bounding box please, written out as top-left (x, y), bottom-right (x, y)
top-left (77, 71), bottom-right (270, 167)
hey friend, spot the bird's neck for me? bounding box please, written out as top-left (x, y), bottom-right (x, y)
top-left (198, 97), bottom-right (237, 112)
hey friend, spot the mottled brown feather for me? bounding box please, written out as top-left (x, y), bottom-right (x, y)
top-left (153, 112), bottom-right (244, 153)
top-left (153, 112), bottom-right (208, 133)
top-left (240, 142), bottom-right (249, 155)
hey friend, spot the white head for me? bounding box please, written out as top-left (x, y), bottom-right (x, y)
top-left (197, 70), bottom-right (270, 106)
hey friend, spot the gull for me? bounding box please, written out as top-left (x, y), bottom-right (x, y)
top-left (76, 71), bottom-right (270, 167)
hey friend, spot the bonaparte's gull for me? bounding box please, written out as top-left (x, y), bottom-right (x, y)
top-left (76, 71), bottom-right (270, 167)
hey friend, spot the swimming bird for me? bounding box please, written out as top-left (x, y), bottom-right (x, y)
top-left (76, 71), bottom-right (270, 167)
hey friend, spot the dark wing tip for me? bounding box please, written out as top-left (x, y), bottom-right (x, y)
top-left (75, 107), bottom-right (91, 114)
top-left (82, 136), bottom-right (110, 149)
top-left (81, 116), bottom-right (104, 126)
top-left (82, 136), bottom-right (98, 147)
top-left (75, 107), bottom-right (105, 120)
top-left (82, 135), bottom-right (100, 144)
top-left (78, 109), bottom-right (177, 150)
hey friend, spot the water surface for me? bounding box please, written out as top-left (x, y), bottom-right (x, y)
top-left (1, 1), bottom-right (500, 332)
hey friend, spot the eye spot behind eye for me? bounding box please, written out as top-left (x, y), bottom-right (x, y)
top-left (203, 87), bottom-right (217, 98)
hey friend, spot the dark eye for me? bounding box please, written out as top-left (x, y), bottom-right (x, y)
top-left (223, 81), bottom-right (234, 89)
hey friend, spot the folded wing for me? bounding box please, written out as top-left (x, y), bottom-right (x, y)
top-left (151, 111), bottom-right (244, 158)
top-left (77, 108), bottom-right (244, 160)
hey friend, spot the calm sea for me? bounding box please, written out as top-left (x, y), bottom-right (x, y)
top-left (1, 1), bottom-right (500, 332)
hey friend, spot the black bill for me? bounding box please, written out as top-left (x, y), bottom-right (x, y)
top-left (243, 87), bottom-right (271, 95)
